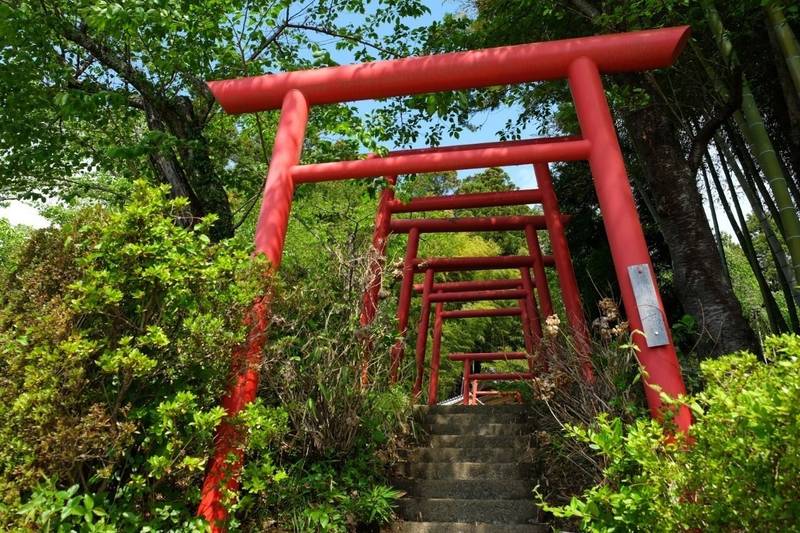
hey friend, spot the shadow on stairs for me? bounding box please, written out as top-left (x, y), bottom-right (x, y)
top-left (385, 404), bottom-right (549, 533)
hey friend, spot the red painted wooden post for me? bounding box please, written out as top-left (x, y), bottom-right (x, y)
top-left (289, 139), bottom-right (587, 182)
top-left (519, 267), bottom-right (543, 341)
top-left (413, 278), bottom-right (523, 293)
top-left (390, 188), bottom-right (543, 213)
top-left (390, 214), bottom-right (561, 234)
top-left (441, 307), bottom-right (523, 319)
top-left (524, 225), bottom-right (554, 317)
top-left (519, 299), bottom-right (535, 355)
top-left (198, 90), bottom-right (308, 530)
top-left (462, 359), bottom-right (471, 405)
top-left (427, 302), bottom-right (444, 405)
top-left (390, 227), bottom-right (420, 383)
top-left (413, 268), bottom-right (435, 398)
top-left (568, 56), bottom-right (691, 431)
top-left (534, 163), bottom-right (594, 381)
top-left (359, 176), bottom-right (396, 386)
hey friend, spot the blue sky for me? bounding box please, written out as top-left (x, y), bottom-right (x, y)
top-left (328, 0), bottom-right (544, 190)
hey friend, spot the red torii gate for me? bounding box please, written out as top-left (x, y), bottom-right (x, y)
top-left (200, 26), bottom-right (693, 529)
top-left (383, 210), bottom-right (571, 379)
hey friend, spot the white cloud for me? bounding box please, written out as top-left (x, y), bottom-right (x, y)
top-left (0, 201), bottom-right (50, 229)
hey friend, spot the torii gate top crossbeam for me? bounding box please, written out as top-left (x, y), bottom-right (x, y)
top-left (207, 26), bottom-right (690, 113)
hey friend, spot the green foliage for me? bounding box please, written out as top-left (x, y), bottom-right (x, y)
top-left (0, 181), bottom-right (411, 531)
top-left (538, 334), bottom-right (800, 532)
top-left (0, 218), bottom-right (31, 279)
top-left (0, 182), bottom-right (261, 530)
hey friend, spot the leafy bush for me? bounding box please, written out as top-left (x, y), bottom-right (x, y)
top-left (0, 182), bottom-right (262, 530)
top-left (231, 205), bottom-right (413, 531)
top-left (0, 218), bottom-right (30, 280)
top-left (538, 334), bottom-right (800, 532)
top-left (0, 181), bottom-right (410, 531)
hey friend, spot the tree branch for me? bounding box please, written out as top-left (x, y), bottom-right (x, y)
top-left (286, 23), bottom-right (397, 57)
top-left (247, 21), bottom-right (290, 63)
top-left (568, 0), bottom-right (601, 20)
top-left (59, 21), bottom-right (161, 105)
top-left (687, 67), bottom-right (743, 176)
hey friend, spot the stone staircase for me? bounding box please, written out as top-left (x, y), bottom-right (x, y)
top-left (388, 404), bottom-right (548, 533)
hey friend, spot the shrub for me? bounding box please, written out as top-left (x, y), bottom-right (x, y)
top-left (0, 182), bottom-right (263, 530)
top-left (538, 334), bottom-right (800, 532)
top-left (0, 181), bottom-right (410, 531)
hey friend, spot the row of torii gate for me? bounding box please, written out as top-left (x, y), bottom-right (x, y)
top-left (357, 162), bottom-right (592, 405)
top-left (198, 26), bottom-right (694, 530)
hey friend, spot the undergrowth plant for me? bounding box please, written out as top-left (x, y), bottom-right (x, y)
top-left (537, 334), bottom-right (800, 532)
top-left (0, 182), bottom-right (410, 532)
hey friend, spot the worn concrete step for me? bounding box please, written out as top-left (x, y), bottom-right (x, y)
top-left (424, 413), bottom-right (529, 426)
top-left (421, 405), bottom-right (529, 416)
top-left (391, 478), bottom-right (534, 500)
top-left (408, 447), bottom-right (524, 463)
top-left (429, 423), bottom-right (530, 436)
top-left (386, 521), bottom-right (549, 533)
top-left (398, 498), bottom-right (538, 524)
top-left (396, 462), bottom-right (534, 480)
top-left (430, 435), bottom-right (531, 449)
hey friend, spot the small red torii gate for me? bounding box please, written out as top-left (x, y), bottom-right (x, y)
top-left (200, 26), bottom-right (693, 529)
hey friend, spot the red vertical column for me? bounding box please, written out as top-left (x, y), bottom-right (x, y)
top-left (534, 163), bottom-right (594, 381)
top-left (198, 90), bottom-right (309, 530)
top-left (427, 302), bottom-right (444, 406)
top-left (519, 300), bottom-right (535, 355)
top-left (359, 176), bottom-right (397, 386)
top-left (462, 359), bottom-right (471, 405)
top-left (390, 228), bottom-right (421, 383)
top-left (413, 268), bottom-right (435, 398)
top-left (519, 299), bottom-right (536, 374)
top-left (569, 56), bottom-right (690, 431)
top-left (524, 225), bottom-right (554, 317)
top-left (519, 267), bottom-right (543, 341)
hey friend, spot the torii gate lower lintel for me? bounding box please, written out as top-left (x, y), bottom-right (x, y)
top-left (199, 26), bottom-right (693, 529)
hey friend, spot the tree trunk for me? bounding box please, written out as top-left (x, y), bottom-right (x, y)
top-left (143, 98), bottom-right (233, 240)
top-left (725, 122), bottom-right (787, 235)
top-left (624, 102), bottom-right (757, 355)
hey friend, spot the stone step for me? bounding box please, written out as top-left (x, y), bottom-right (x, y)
top-left (424, 413), bottom-right (529, 426)
top-left (429, 435), bottom-right (531, 449)
top-left (408, 447), bottom-right (526, 463)
top-left (396, 462), bottom-right (534, 481)
top-left (386, 521), bottom-right (549, 533)
top-left (429, 423), bottom-right (530, 436)
top-left (397, 498), bottom-right (539, 524)
top-left (420, 405), bottom-right (529, 416)
top-left (392, 478), bottom-right (534, 500)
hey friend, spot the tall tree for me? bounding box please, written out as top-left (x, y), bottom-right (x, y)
top-left (0, 0), bottom-right (428, 239)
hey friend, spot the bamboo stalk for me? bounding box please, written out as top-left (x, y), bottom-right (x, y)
top-left (703, 0), bottom-right (800, 285)
top-left (765, 1), bottom-right (800, 100)
top-left (706, 151), bottom-right (788, 332)
top-left (716, 134), bottom-right (800, 318)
